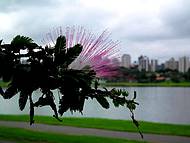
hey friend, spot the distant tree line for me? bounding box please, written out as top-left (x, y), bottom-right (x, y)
top-left (105, 66), bottom-right (190, 83)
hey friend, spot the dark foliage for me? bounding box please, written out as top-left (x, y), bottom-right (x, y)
top-left (0, 35), bottom-right (142, 137)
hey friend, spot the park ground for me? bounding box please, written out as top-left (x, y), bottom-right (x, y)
top-left (0, 115), bottom-right (190, 143)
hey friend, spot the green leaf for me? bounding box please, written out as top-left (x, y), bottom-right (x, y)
top-left (127, 101), bottom-right (136, 110)
top-left (11, 35), bottom-right (36, 51)
top-left (0, 52), bottom-right (14, 82)
top-left (95, 96), bottom-right (109, 109)
top-left (11, 35), bottom-right (33, 45)
top-left (54, 36), bottom-right (67, 66)
top-left (54, 36), bottom-right (66, 54)
top-left (19, 90), bottom-right (29, 111)
top-left (58, 96), bottom-right (70, 115)
top-left (65, 44), bottom-right (82, 66)
top-left (122, 90), bottom-right (129, 97)
top-left (3, 85), bottom-right (18, 99)
top-left (112, 99), bottom-right (120, 107)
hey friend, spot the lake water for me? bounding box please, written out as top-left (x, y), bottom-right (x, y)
top-left (0, 87), bottom-right (190, 124)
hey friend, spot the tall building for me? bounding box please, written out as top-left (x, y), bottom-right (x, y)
top-left (157, 63), bottom-right (165, 71)
top-left (150, 59), bottom-right (158, 72)
top-left (138, 55), bottom-right (149, 71)
top-left (121, 54), bottom-right (131, 68)
top-left (164, 58), bottom-right (178, 70)
top-left (112, 58), bottom-right (120, 66)
top-left (178, 56), bottom-right (190, 73)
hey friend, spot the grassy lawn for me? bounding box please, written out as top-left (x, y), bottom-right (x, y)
top-left (0, 115), bottom-right (190, 137)
top-left (0, 126), bottom-right (146, 143)
top-left (103, 81), bottom-right (190, 87)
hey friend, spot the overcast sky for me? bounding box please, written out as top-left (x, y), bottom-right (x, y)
top-left (0, 0), bottom-right (190, 63)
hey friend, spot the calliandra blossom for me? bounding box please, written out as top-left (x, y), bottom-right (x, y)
top-left (42, 26), bottom-right (120, 77)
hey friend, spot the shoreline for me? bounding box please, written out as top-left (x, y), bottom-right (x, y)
top-left (102, 82), bottom-right (190, 87)
top-left (1, 81), bottom-right (190, 87)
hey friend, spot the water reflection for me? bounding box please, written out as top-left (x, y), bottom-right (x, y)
top-left (0, 87), bottom-right (190, 124)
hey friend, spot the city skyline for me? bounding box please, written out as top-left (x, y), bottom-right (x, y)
top-left (119, 54), bottom-right (190, 65)
top-left (120, 54), bottom-right (190, 73)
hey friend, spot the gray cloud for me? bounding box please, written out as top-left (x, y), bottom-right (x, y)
top-left (0, 0), bottom-right (55, 13)
top-left (161, 0), bottom-right (190, 39)
top-left (0, 0), bottom-right (111, 43)
top-left (109, 0), bottom-right (190, 43)
top-left (0, 0), bottom-right (190, 62)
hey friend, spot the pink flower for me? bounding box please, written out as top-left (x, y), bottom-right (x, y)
top-left (42, 26), bottom-right (120, 77)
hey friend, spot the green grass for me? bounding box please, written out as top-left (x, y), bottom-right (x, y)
top-left (0, 126), bottom-right (145, 143)
top-left (103, 81), bottom-right (190, 87)
top-left (0, 115), bottom-right (190, 137)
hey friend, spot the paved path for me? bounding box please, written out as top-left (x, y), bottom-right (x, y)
top-left (0, 141), bottom-right (15, 143)
top-left (0, 121), bottom-right (190, 143)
